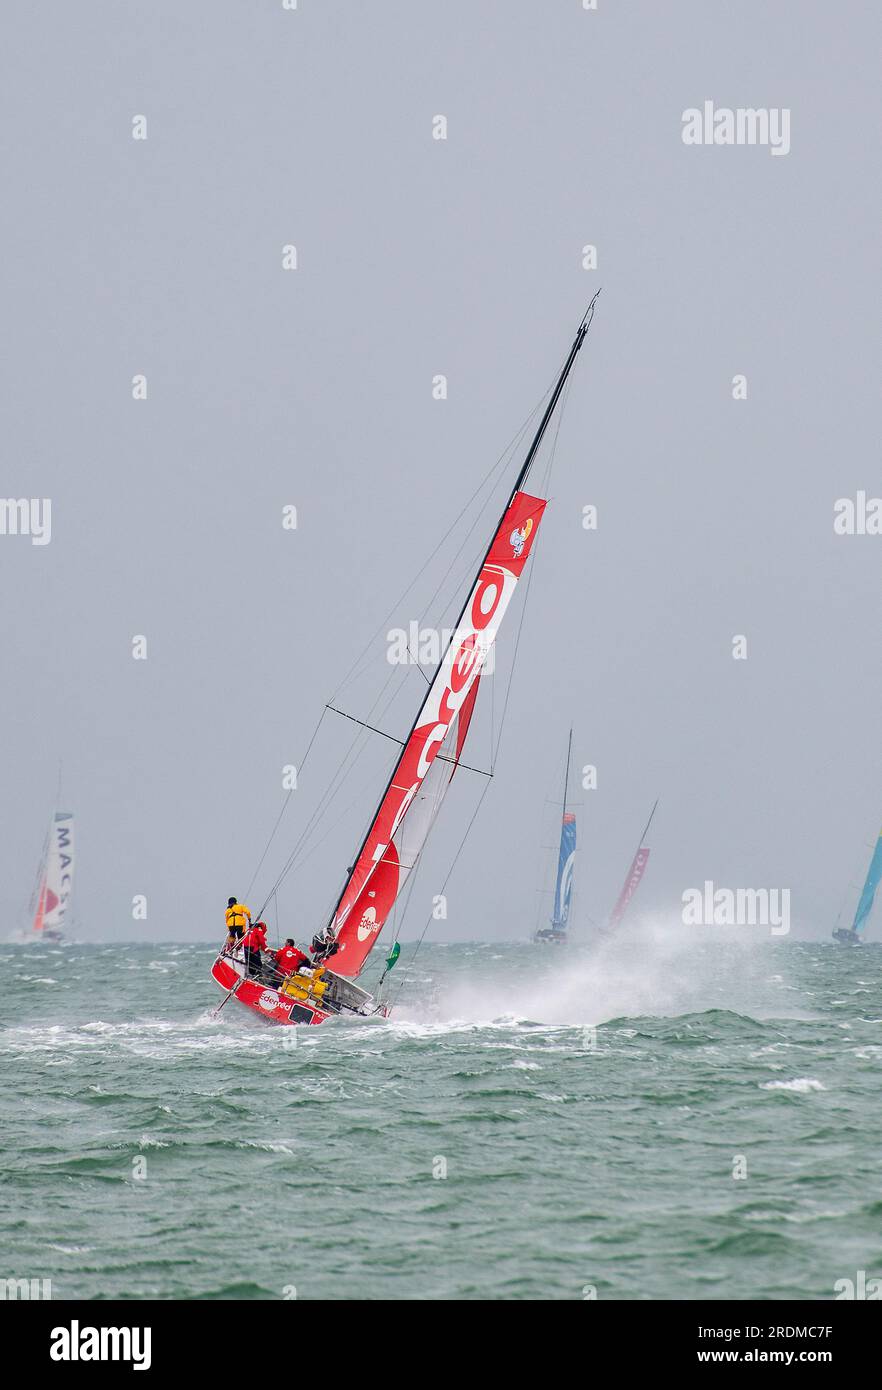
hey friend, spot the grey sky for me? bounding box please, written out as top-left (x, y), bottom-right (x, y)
top-left (2, 2), bottom-right (880, 944)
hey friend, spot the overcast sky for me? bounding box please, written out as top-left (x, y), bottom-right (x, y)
top-left (2, 2), bottom-right (880, 945)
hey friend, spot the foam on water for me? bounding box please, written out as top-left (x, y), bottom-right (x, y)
top-left (0, 935), bottom-right (879, 1299)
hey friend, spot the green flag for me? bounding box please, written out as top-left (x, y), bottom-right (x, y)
top-left (385, 942), bottom-right (401, 971)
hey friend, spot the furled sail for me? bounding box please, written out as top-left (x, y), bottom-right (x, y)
top-left (330, 492), bottom-right (546, 976)
top-left (33, 812), bottom-right (75, 933)
top-left (852, 826), bottom-right (882, 936)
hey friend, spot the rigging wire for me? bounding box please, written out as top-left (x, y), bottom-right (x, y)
top-left (246, 334), bottom-right (582, 958)
top-left (244, 707), bottom-right (330, 902)
top-left (385, 365), bottom-right (578, 1007)
top-left (245, 375), bottom-right (560, 915)
top-left (328, 386), bottom-right (556, 703)
top-left (489, 372), bottom-right (571, 771)
top-left (385, 774), bottom-right (495, 1012)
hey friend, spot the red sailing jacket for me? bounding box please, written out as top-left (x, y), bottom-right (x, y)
top-left (275, 945), bottom-right (308, 976)
top-left (243, 923), bottom-right (268, 952)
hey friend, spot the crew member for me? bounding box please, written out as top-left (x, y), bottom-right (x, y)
top-left (225, 896), bottom-right (252, 950)
top-left (273, 938), bottom-right (310, 980)
top-left (242, 919), bottom-right (268, 978)
top-left (310, 930), bottom-right (339, 964)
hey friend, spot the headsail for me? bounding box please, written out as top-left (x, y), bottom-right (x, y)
top-left (326, 299), bottom-right (600, 977)
top-left (851, 826), bottom-right (882, 937)
top-left (607, 799), bottom-right (657, 931)
top-left (34, 812), bottom-right (75, 934)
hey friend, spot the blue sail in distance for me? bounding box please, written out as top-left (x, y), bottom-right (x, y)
top-left (852, 828), bottom-right (882, 935)
top-left (552, 812), bottom-right (577, 928)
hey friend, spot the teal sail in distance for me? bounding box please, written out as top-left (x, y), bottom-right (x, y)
top-left (852, 829), bottom-right (882, 936)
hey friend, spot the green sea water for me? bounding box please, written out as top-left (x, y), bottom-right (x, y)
top-left (1, 933), bottom-right (880, 1301)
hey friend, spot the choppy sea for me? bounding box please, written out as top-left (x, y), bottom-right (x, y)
top-left (2, 929), bottom-right (880, 1300)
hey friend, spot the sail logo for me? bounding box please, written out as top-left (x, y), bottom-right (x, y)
top-left (833, 492), bottom-right (882, 535)
top-left (834, 1270), bottom-right (882, 1300)
top-left (55, 827), bottom-right (73, 905)
top-left (50, 1321), bottom-right (152, 1370)
top-left (0, 497), bottom-right (52, 545)
top-left (510, 517), bottom-right (533, 557)
top-left (681, 102), bottom-right (790, 156)
top-left (357, 907), bottom-right (379, 941)
top-left (682, 881), bottom-right (790, 935)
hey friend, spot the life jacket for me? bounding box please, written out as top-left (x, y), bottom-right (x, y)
top-left (226, 903), bottom-right (251, 932)
top-left (276, 945), bottom-right (308, 976)
top-left (243, 923), bottom-right (267, 952)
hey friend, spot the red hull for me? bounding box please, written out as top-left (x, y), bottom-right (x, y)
top-left (211, 956), bottom-right (331, 1026)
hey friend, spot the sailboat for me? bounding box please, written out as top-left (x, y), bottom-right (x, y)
top-left (833, 822), bottom-right (882, 945)
top-left (30, 812), bottom-right (75, 943)
top-left (534, 728), bottom-right (576, 944)
top-left (604, 799), bottom-right (657, 933)
top-left (211, 299), bottom-right (599, 1025)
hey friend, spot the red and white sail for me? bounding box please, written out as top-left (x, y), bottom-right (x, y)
top-left (607, 799), bottom-right (657, 930)
top-left (33, 812), bottom-right (75, 933)
top-left (607, 846), bottom-right (650, 930)
top-left (330, 490), bottom-right (547, 976)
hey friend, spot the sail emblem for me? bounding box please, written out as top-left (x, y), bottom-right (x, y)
top-left (509, 517), bottom-right (533, 558)
top-left (357, 907), bottom-right (380, 942)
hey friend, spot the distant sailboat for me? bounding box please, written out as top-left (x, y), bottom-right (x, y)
top-left (833, 822), bottom-right (882, 945)
top-left (534, 728), bottom-right (576, 945)
top-left (31, 812), bottom-right (75, 943)
top-left (605, 799), bottom-right (657, 932)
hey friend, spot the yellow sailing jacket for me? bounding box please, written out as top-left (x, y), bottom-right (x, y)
top-left (225, 903), bottom-right (252, 932)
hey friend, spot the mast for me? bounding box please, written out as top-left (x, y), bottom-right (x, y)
top-left (560, 727), bottom-right (573, 827)
top-left (325, 299), bottom-right (600, 935)
top-left (509, 295), bottom-right (600, 501)
top-left (636, 798), bottom-right (658, 853)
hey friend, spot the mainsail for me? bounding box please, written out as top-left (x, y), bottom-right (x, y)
top-left (330, 492), bottom-right (545, 976)
top-left (33, 812), bottom-right (75, 934)
top-left (327, 301), bottom-right (598, 977)
top-left (851, 825), bottom-right (882, 937)
top-left (551, 728), bottom-right (576, 930)
top-left (553, 815), bottom-right (577, 928)
top-left (607, 799), bottom-right (657, 931)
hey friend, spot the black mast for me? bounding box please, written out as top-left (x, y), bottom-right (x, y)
top-left (512, 292), bottom-right (600, 499)
top-left (560, 726), bottom-right (573, 827)
top-left (326, 297), bottom-right (600, 934)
